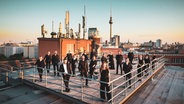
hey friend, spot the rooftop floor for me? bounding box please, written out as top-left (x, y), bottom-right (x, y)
top-left (125, 66), bottom-right (184, 104)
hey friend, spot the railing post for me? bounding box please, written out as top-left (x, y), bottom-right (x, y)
top-left (111, 82), bottom-right (114, 104)
top-left (22, 64), bottom-right (24, 80)
top-left (33, 66), bottom-right (36, 82)
top-left (81, 77), bottom-right (84, 101)
top-left (5, 72), bottom-right (9, 84)
top-left (61, 73), bottom-right (63, 93)
top-left (45, 68), bottom-right (47, 87)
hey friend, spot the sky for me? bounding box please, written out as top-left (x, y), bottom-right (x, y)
top-left (0, 0), bottom-right (184, 44)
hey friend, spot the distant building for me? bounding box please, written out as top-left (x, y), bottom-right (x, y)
top-left (112, 35), bottom-right (120, 47)
top-left (23, 46), bottom-right (38, 58)
top-left (88, 28), bottom-right (99, 39)
top-left (156, 39), bottom-right (162, 48)
top-left (0, 43), bottom-right (24, 57)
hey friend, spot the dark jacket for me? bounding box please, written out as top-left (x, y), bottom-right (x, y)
top-left (101, 56), bottom-right (107, 63)
top-left (44, 54), bottom-right (51, 63)
top-left (35, 59), bottom-right (45, 69)
top-left (60, 62), bottom-right (72, 74)
top-left (123, 62), bottom-right (132, 74)
top-left (100, 69), bottom-right (110, 82)
top-left (116, 54), bottom-right (123, 63)
top-left (52, 54), bottom-right (60, 65)
top-left (78, 60), bottom-right (88, 73)
top-left (71, 58), bottom-right (77, 68)
top-left (128, 52), bottom-right (134, 60)
top-left (66, 53), bottom-right (72, 62)
top-left (137, 58), bottom-right (144, 67)
top-left (107, 54), bottom-right (114, 61)
top-left (144, 57), bottom-right (150, 64)
top-left (89, 60), bottom-right (97, 69)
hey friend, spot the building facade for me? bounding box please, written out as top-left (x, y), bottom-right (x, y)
top-left (38, 38), bottom-right (92, 60)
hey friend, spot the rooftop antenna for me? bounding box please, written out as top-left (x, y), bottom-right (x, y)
top-left (83, 5), bottom-right (86, 39)
top-left (109, 0), bottom-right (113, 43)
top-left (51, 20), bottom-right (56, 38)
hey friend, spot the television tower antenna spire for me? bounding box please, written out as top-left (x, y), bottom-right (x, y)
top-left (109, 1), bottom-right (113, 43)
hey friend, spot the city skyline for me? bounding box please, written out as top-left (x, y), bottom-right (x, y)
top-left (0, 0), bottom-right (184, 44)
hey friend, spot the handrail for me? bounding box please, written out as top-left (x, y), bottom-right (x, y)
top-left (1, 55), bottom-right (166, 104)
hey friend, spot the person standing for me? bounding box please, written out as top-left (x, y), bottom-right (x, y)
top-left (123, 58), bottom-right (132, 88)
top-left (152, 54), bottom-right (156, 70)
top-left (71, 54), bottom-right (77, 76)
top-left (82, 50), bottom-right (88, 61)
top-left (128, 50), bottom-right (134, 64)
top-left (52, 51), bottom-right (60, 76)
top-left (101, 53), bottom-right (107, 64)
top-left (60, 58), bottom-right (72, 92)
top-left (89, 56), bottom-right (97, 78)
top-left (78, 55), bottom-right (89, 87)
top-left (137, 55), bottom-right (144, 81)
top-left (100, 62), bottom-right (111, 102)
top-left (35, 56), bottom-right (45, 82)
top-left (44, 51), bottom-right (51, 73)
top-left (66, 50), bottom-right (72, 63)
top-left (144, 54), bottom-right (150, 76)
top-left (107, 52), bottom-right (115, 69)
top-left (116, 51), bottom-right (123, 75)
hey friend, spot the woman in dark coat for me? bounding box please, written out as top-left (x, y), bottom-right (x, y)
top-left (89, 56), bottom-right (97, 78)
top-left (35, 56), bottom-right (45, 82)
top-left (100, 62), bottom-right (111, 102)
top-left (137, 55), bottom-right (144, 81)
top-left (144, 54), bottom-right (150, 76)
top-left (123, 58), bottom-right (132, 88)
top-left (101, 53), bottom-right (107, 64)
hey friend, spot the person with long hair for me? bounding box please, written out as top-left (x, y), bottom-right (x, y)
top-left (123, 58), bottom-right (132, 88)
top-left (100, 62), bottom-right (111, 102)
top-left (137, 55), bottom-right (144, 81)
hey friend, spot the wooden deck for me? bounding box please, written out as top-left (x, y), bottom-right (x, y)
top-left (124, 66), bottom-right (184, 104)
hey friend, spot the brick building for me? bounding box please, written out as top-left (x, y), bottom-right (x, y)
top-left (38, 38), bottom-right (92, 60)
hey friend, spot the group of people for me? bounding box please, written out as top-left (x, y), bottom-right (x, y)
top-left (35, 50), bottom-right (157, 102)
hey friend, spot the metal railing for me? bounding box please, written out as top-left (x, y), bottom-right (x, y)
top-left (108, 56), bottom-right (165, 103)
top-left (0, 56), bottom-right (165, 103)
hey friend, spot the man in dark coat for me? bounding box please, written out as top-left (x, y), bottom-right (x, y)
top-left (116, 51), bottom-right (123, 75)
top-left (52, 51), bottom-right (60, 76)
top-left (107, 52), bottom-right (115, 69)
top-left (44, 51), bottom-right (51, 73)
top-left (35, 56), bottom-right (45, 82)
top-left (60, 58), bottom-right (72, 92)
top-left (78, 55), bottom-right (89, 86)
top-left (128, 50), bottom-right (134, 64)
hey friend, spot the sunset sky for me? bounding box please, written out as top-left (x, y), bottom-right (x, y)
top-left (0, 0), bottom-right (184, 44)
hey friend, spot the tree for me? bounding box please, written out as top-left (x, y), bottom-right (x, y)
top-left (0, 54), bottom-right (8, 61)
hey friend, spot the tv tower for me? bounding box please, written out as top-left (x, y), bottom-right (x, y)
top-left (82, 5), bottom-right (86, 39)
top-left (109, 4), bottom-right (113, 43)
top-left (65, 10), bottom-right (70, 38)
